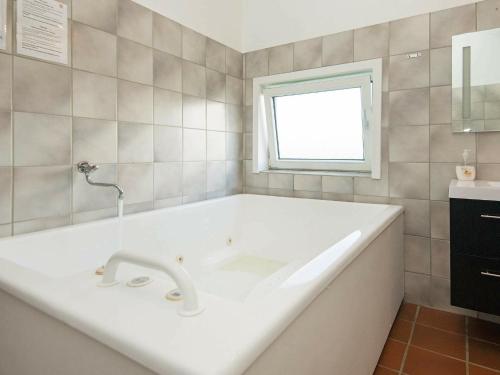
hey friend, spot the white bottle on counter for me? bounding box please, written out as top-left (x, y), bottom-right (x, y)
top-left (456, 149), bottom-right (476, 181)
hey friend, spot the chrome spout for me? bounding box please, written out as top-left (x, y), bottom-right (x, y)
top-left (77, 161), bottom-right (124, 200)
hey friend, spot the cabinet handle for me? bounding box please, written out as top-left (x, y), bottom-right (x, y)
top-left (480, 214), bottom-right (500, 220)
top-left (481, 271), bottom-right (500, 278)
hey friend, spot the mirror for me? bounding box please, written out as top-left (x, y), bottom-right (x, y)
top-left (452, 28), bottom-right (500, 132)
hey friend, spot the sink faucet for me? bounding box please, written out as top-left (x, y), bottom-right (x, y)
top-left (77, 161), bottom-right (124, 200)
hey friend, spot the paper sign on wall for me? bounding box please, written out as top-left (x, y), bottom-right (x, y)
top-left (0, 0), bottom-right (6, 50)
top-left (16, 0), bottom-right (68, 64)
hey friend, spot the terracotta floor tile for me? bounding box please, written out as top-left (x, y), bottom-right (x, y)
top-left (469, 364), bottom-right (500, 375)
top-left (417, 306), bottom-right (465, 334)
top-left (378, 338), bottom-right (406, 370)
top-left (469, 339), bottom-right (500, 370)
top-left (389, 318), bottom-right (413, 342)
top-left (403, 346), bottom-right (466, 375)
top-left (397, 302), bottom-right (418, 321)
top-left (411, 324), bottom-right (466, 359)
top-left (373, 365), bottom-right (399, 374)
top-left (469, 318), bottom-right (500, 345)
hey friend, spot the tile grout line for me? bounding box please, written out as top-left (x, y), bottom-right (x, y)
top-left (398, 305), bottom-right (420, 374)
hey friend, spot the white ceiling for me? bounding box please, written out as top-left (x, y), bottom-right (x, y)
top-left (134, 0), bottom-right (478, 53)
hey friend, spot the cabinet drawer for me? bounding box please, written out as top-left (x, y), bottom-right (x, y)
top-left (451, 254), bottom-right (500, 315)
top-left (450, 198), bottom-right (500, 258)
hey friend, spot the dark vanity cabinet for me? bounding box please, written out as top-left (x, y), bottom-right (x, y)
top-left (450, 198), bottom-right (500, 315)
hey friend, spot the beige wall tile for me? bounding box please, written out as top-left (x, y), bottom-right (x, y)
top-left (182, 61), bottom-right (206, 98)
top-left (183, 95), bottom-right (206, 129)
top-left (322, 176), bottom-right (354, 194)
top-left (430, 86), bottom-right (451, 124)
top-left (207, 69), bottom-right (226, 103)
top-left (207, 131), bottom-right (226, 161)
top-left (226, 132), bottom-right (243, 160)
top-left (389, 162), bottom-right (429, 199)
top-left (430, 47), bottom-right (451, 86)
top-left (431, 239), bottom-right (450, 278)
top-left (477, 0), bottom-right (500, 30)
top-left (389, 88), bottom-right (429, 126)
top-left (154, 88), bottom-right (182, 126)
top-left (245, 49), bottom-right (268, 78)
top-left (182, 161), bottom-right (206, 195)
top-left (477, 132), bottom-right (500, 163)
top-left (430, 124), bottom-right (476, 162)
top-left (405, 235), bottom-right (431, 274)
top-left (226, 104), bottom-right (243, 132)
top-left (322, 30), bottom-right (354, 66)
top-left (389, 126), bottom-right (429, 162)
top-left (226, 48), bottom-right (243, 78)
top-left (293, 37), bottom-right (322, 70)
top-left (206, 39), bottom-right (226, 73)
top-left (226, 76), bottom-right (243, 105)
top-left (268, 173), bottom-right (293, 190)
top-left (0, 54), bottom-right (11, 112)
top-left (430, 163), bottom-right (456, 201)
top-left (391, 198), bottom-right (430, 236)
top-left (207, 161), bottom-right (226, 193)
top-left (207, 101), bottom-right (225, 131)
top-left (269, 44), bottom-right (294, 74)
top-left (354, 23), bottom-right (389, 61)
top-left (405, 271), bottom-right (431, 305)
top-left (183, 128), bottom-right (206, 161)
top-left (477, 164), bottom-right (500, 180)
top-left (390, 14), bottom-right (429, 55)
top-left (118, 163), bottom-right (154, 204)
top-left (389, 51), bottom-right (429, 90)
top-left (430, 4), bottom-right (476, 48)
top-left (430, 201), bottom-right (449, 240)
top-left (294, 174), bottom-right (321, 192)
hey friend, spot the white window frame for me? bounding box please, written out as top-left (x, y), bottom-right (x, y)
top-left (253, 59), bottom-right (383, 179)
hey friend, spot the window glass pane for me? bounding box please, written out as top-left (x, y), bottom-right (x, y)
top-left (273, 87), bottom-right (364, 160)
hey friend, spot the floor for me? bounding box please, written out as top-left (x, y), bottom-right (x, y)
top-left (375, 303), bottom-right (500, 375)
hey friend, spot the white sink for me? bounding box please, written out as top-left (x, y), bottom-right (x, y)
top-left (449, 179), bottom-right (500, 201)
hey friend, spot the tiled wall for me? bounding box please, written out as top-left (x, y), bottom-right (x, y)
top-left (0, 0), bottom-right (244, 236)
top-left (243, 0), bottom-right (500, 314)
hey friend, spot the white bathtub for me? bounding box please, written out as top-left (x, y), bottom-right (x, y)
top-left (0, 194), bottom-right (403, 375)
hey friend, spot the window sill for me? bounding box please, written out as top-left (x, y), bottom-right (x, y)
top-left (260, 169), bottom-right (372, 178)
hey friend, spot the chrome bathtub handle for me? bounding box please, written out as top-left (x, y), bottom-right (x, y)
top-left (480, 214), bottom-right (500, 220)
top-left (480, 271), bottom-right (500, 279)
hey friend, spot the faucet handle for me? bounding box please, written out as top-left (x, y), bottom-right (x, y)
top-left (77, 161), bottom-right (99, 175)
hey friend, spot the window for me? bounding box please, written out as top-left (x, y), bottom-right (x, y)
top-left (253, 59), bottom-right (382, 178)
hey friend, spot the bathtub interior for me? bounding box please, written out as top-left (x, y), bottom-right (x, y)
top-left (0, 195), bottom-right (395, 302)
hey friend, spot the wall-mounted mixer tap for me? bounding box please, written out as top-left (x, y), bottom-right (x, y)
top-left (77, 161), bottom-right (124, 200)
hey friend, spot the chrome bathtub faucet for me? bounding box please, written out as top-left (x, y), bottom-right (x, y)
top-left (77, 161), bottom-right (124, 200)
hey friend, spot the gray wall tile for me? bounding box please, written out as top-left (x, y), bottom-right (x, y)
top-left (207, 69), bottom-right (226, 102)
top-left (117, 0), bottom-right (152, 46)
top-left (13, 112), bottom-right (71, 166)
top-left (73, 118), bottom-right (117, 164)
top-left (118, 123), bottom-right (153, 163)
top-left (206, 39), bottom-right (226, 73)
top-left (207, 131), bottom-right (226, 160)
top-left (154, 126), bottom-right (182, 162)
top-left (13, 57), bottom-right (71, 116)
top-left (226, 48), bottom-right (243, 78)
top-left (118, 80), bottom-right (153, 123)
top-left (430, 124), bottom-right (475, 162)
top-left (245, 49), bottom-right (268, 78)
top-left (207, 101), bottom-right (225, 131)
top-left (73, 70), bottom-right (117, 120)
top-left (183, 95), bottom-right (206, 129)
top-left (226, 104), bottom-right (243, 132)
top-left (153, 14), bottom-right (181, 56)
top-left (226, 75), bottom-right (243, 105)
top-left (183, 128), bottom-right (206, 161)
top-left (182, 61), bottom-right (206, 97)
top-left (226, 132), bottom-right (243, 160)
top-left (430, 47), bottom-right (451, 86)
top-left (13, 166), bottom-right (71, 221)
top-left (153, 50), bottom-right (182, 92)
top-left (0, 54), bottom-right (11, 112)
top-left (430, 163), bottom-right (457, 201)
top-left (431, 239), bottom-right (450, 278)
top-left (477, 132), bottom-right (500, 163)
top-left (0, 167), bottom-right (11, 224)
top-left (389, 162), bottom-right (429, 199)
top-left (183, 161), bottom-right (206, 195)
top-left (477, 0), bottom-right (500, 31)
top-left (294, 174), bottom-right (321, 191)
top-left (73, 164), bottom-right (117, 212)
top-left (0, 112), bottom-right (11, 166)
top-left (154, 162), bottom-right (182, 199)
top-left (182, 27), bottom-right (206, 65)
top-left (73, 22), bottom-right (117, 76)
top-left (118, 163), bottom-right (154, 204)
top-left (405, 235), bottom-right (431, 274)
top-left (389, 126), bottom-right (429, 162)
top-left (73, 0), bottom-right (117, 33)
top-left (389, 88), bottom-right (429, 126)
top-left (207, 161), bottom-right (226, 193)
top-left (117, 37), bottom-right (153, 85)
top-left (431, 201), bottom-right (449, 240)
top-left (430, 86), bottom-right (452, 124)
top-left (153, 88), bottom-right (182, 126)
